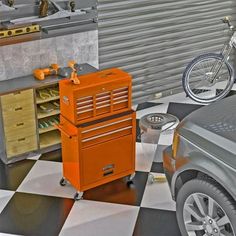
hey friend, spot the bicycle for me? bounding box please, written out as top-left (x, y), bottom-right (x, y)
top-left (182, 16), bottom-right (236, 104)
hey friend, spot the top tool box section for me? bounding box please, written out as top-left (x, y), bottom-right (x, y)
top-left (59, 68), bottom-right (132, 125)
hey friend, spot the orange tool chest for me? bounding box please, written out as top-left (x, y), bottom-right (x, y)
top-left (57, 68), bottom-right (136, 200)
top-left (59, 68), bottom-right (132, 125)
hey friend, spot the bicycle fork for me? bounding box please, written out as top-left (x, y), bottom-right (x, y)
top-left (209, 42), bottom-right (233, 83)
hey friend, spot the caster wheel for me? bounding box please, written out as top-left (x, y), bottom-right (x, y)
top-left (126, 173), bottom-right (135, 186)
top-left (59, 177), bottom-right (67, 186)
top-left (74, 192), bottom-right (83, 201)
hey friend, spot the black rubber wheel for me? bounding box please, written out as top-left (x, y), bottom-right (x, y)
top-left (74, 192), bottom-right (83, 201)
top-left (182, 53), bottom-right (234, 104)
top-left (176, 179), bottom-right (236, 236)
top-left (125, 173), bottom-right (135, 186)
top-left (59, 178), bottom-right (67, 186)
top-left (126, 180), bottom-right (134, 187)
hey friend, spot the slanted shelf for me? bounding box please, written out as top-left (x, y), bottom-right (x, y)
top-left (38, 115), bottom-right (60, 134)
top-left (36, 95), bottom-right (60, 104)
top-left (36, 86), bottom-right (60, 104)
top-left (37, 109), bottom-right (60, 119)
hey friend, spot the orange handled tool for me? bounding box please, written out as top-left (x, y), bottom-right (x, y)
top-left (33, 64), bottom-right (59, 80)
top-left (68, 60), bottom-right (81, 84)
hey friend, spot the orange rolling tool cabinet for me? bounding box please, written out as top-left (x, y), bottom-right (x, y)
top-left (57, 68), bottom-right (136, 200)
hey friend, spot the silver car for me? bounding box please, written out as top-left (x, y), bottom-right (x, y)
top-left (163, 94), bottom-right (236, 236)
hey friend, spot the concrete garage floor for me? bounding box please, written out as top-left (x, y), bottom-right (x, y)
top-left (0, 89), bottom-right (235, 236)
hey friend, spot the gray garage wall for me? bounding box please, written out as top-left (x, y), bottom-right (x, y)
top-left (98, 0), bottom-right (235, 104)
top-left (0, 30), bottom-right (98, 81)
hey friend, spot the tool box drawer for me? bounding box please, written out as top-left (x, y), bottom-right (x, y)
top-left (1, 89), bottom-right (33, 105)
top-left (81, 134), bottom-right (134, 186)
top-left (80, 111), bottom-right (135, 148)
top-left (5, 134), bottom-right (38, 158)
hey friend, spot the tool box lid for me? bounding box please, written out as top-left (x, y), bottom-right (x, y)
top-left (59, 68), bottom-right (131, 89)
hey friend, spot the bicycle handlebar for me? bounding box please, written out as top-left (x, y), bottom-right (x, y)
top-left (222, 16), bottom-right (234, 30)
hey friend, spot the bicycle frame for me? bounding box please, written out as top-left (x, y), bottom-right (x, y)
top-left (210, 29), bottom-right (236, 82)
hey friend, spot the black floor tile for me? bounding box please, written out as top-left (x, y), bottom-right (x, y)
top-left (83, 171), bottom-right (148, 206)
top-left (39, 149), bottom-right (62, 162)
top-left (133, 207), bottom-right (181, 236)
top-left (150, 162), bottom-right (164, 173)
top-left (217, 89), bottom-right (236, 98)
top-left (167, 102), bottom-right (203, 121)
top-left (136, 119), bottom-right (141, 142)
top-left (225, 90), bottom-right (236, 98)
top-left (137, 102), bottom-right (162, 111)
top-left (0, 192), bottom-right (74, 236)
top-left (190, 89), bottom-right (209, 95)
top-left (0, 159), bottom-right (36, 191)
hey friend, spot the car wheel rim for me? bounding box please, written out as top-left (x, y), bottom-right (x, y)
top-left (183, 192), bottom-right (235, 236)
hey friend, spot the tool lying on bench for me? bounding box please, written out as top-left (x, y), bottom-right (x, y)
top-left (33, 64), bottom-right (59, 80)
top-left (33, 61), bottom-right (82, 84)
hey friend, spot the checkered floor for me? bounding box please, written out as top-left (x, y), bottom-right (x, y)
top-left (0, 90), bottom-right (235, 236)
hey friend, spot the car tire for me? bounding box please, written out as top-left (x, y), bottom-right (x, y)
top-left (176, 178), bottom-right (236, 236)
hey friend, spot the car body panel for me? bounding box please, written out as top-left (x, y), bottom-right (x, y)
top-left (163, 95), bottom-right (236, 201)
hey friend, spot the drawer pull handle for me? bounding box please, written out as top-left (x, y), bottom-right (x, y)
top-left (18, 138), bottom-right (26, 142)
top-left (103, 164), bottom-right (114, 171)
top-left (15, 107), bottom-right (23, 111)
top-left (103, 170), bottom-right (114, 177)
top-left (16, 123), bottom-right (24, 127)
top-left (82, 118), bottom-right (132, 134)
top-left (55, 124), bottom-right (75, 139)
top-left (82, 126), bottom-right (132, 142)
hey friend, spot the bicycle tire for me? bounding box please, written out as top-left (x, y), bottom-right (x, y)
top-left (182, 53), bottom-right (234, 104)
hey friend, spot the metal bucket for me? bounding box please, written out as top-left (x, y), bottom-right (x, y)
top-left (139, 113), bottom-right (179, 159)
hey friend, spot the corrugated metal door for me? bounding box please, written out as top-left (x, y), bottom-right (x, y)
top-left (98, 0), bottom-right (235, 104)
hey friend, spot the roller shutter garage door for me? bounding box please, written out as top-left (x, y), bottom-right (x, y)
top-left (98, 0), bottom-right (235, 104)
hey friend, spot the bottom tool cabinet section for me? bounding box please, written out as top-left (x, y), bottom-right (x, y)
top-left (59, 111), bottom-right (136, 192)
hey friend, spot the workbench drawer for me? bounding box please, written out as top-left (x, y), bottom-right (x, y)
top-left (1, 99), bottom-right (34, 113)
top-left (81, 134), bottom-right (134, 186)
top-left (1, 89), bottom-right (34, 105)
top-left (2, 103), bottom-right (35, 126)
top-left (4, 119), bottom-right (36, 140)
top-left (5, 134), bottom-right (37, 159)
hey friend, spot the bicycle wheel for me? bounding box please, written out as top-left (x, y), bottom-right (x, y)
top-left (183, 53), bottom-right (234, 104)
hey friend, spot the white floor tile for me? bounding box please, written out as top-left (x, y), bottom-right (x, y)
top-left (16, 160), bottom-right (75, 199)
top-left (27, 153), bottom-right (41, 160)
top-left (59, 200), bottom-right (139, 236)
top-left (0, 190), bottom-right (14, 214)
top-left (136, 103), bottom-right (169, 119)
top-left (0, 233), bottom-right (23, 236)
top-left (141, 173), bottom-right (176, 211)
top-left (135, 143), bottom-right (154, 172)
top-left (132, 104), bottom-right (138, 111)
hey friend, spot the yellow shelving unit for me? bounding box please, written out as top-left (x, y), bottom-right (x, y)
top-left (36, 85), bottom-right (61, 150)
